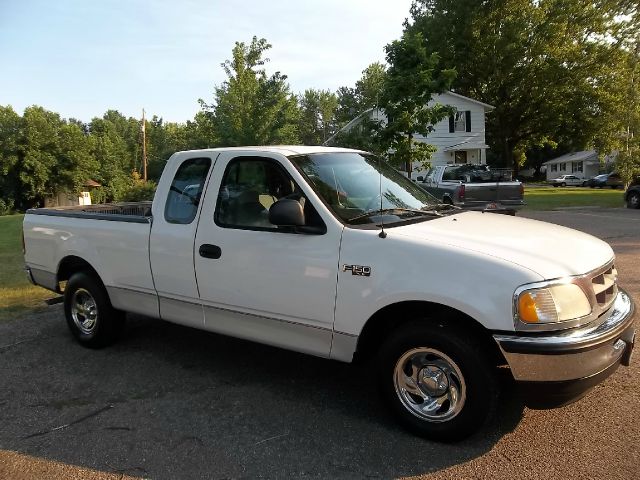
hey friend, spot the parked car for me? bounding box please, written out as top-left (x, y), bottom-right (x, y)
top-left (548, 174), bottom-right (583, 187)
top-left (605, 172), bottom-right (624, 189)
top-left (23, 146), bottom-right (636, 442)
top-left (585, 174), bottom-right (609, 188)
top-left (415, 164), bottom-right (524, 214)
top-left (625, 182), bottom-right (640, 209)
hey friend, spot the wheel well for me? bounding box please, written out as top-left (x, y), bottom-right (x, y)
top-left (57, 256), bottom-right (100, 290)
top-left (354, 301), bottom-right (505, 366)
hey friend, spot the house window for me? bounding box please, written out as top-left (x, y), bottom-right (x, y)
top-left (449, 111), bottom-right (472, 133)
top-left (560, 163), bottom-right (567, 171)
top-left (572, 161), bottom-right (583, 173)
top-left (550, 164), bottom-right (557, 172)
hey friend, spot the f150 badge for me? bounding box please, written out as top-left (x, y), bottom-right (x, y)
top-left (343, 264), bottom-right (371, 277)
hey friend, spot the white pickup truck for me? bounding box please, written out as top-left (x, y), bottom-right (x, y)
top-left (23, 146), bottom-right (635, 441)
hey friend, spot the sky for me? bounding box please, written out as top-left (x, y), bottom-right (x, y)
top-left (0, 0), bottom-right (414, 123)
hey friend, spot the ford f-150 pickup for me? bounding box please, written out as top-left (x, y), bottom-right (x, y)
top-left (23, 146), bottom-right (635, 441)
top-left (415, 164), bottom-right (525, 214)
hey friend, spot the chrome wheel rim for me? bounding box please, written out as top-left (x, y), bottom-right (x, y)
top-left (71, 288), bottom-right (98, 334)
top-left (393, 348), bottom-right (466, 423)
top-left (630, 194), bottom-right (640, 208)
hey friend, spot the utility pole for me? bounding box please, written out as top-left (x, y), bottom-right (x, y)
top-left (141, 108), bottom-right (147, 181)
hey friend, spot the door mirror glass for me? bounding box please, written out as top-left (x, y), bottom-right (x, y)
top-left (269, 199), bottom-right (305, 227)
top-left (416, 176), bottom-right (424, 182)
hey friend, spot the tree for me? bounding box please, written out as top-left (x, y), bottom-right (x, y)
top-left (55, 123), bottom-right (98, 196)
top-left (376, 31), bottom-right (456, 174)
top-left (406, 0), bottom-right (639, 173)
top-left (19, 106), bottom-right (65, 205)
top-left (615, 38), bottom-right (640, 185)
top-left (0, 106), bottom-right (22, 212)
top-left (201, 37), bottom-right (300, 146)
top-left (90, 112), bottom-right (135, 201)
top-left (298, 89), bottom-right (338, 145)
top-left (335, 63), bottom-right (388, 125)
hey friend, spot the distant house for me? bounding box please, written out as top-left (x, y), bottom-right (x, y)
top-left (45, 179), bottom-right (101, 208)
top-left (542, 151), bottom-right (600, 182)
top-left (330, 91), bottom-right (494, 178)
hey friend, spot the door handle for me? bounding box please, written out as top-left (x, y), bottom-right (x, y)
top-left (199, 244), bottom-right (222, 259)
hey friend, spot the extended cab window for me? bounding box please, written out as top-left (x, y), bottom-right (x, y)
top-left (215, 157), bottom-right (323, 231)
top-left (164, 158), bottom-right (211, 224)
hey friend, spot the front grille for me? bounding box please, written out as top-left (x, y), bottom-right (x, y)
top-left (591, 264), bottom-right (617, 308)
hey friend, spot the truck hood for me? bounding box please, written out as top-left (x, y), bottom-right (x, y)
top-left (391, 211), bottom-right (613, 280)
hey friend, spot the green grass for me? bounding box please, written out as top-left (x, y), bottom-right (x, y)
top-left (0, 214), bottom-right (51, 321)
top-left (523, 187), bottom-right (626, 210)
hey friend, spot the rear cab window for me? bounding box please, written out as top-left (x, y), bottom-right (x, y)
top-left (164, 158), bottom-right (211, 224)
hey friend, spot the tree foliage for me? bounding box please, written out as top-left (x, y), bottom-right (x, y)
top-left (298, 89), bottom-right (339, 145)
top-left (406, 0), bottom-right (639, 171)
top-left (376, 32), bottom-right (456, 172)
top-left (202, 37), bottom-right (299, 146)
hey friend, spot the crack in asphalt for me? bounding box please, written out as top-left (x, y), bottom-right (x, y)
top-left (22, 404), bottom-right (114, 440)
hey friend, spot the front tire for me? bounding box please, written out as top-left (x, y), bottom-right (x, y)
top-left (377, 321), bottom-right (498, 442)
top-left (627, 192), bottom-right (640, 209)
top-left (64, 272), bottom-right (125, 348)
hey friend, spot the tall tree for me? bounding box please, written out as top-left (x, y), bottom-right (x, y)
top-left (298, 89), bottom-right (338, 144)
top-left (407, 0), bottom-right (639, 172)
top-left (0, 106), bottom-right (22, 212)
top-left (376, 32), bottom-right (456, 174)
top-left (201, 37), bottom-right (300, 146)
top-left (335, 63), bottom-right (388, 125)
top-left (615, 37), bottom-right (640, 184)
top-left (19, 106), bottom-right (64, 204)
top-left (90, 112), bottom-right (134, 201)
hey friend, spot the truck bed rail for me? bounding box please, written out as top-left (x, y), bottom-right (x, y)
top-left (26, 202), bottom-right (153, 223)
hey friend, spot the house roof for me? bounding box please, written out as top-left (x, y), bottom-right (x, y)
top-left (83, 179), bottom-right (102, 187)
top-left (444, 140), bottom-right (490, 151)
top-left (441, 91), bottom-right (495, 110)
top-left (543, 150), bottom-right (598, 165)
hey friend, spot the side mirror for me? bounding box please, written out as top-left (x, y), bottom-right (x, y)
top-left (416, 176), bottom-right (424, 182)
top-left (269, 199), bottom-right (305, 227)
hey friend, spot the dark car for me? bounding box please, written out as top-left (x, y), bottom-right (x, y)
top-left (585, 174), bottom-right (609, 188)
top-left (606, 172), bottom-right (624, 189)
top-left (625, 182), bottom-right (640, 209)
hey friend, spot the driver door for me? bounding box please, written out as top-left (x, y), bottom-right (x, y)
top-left (193, 152), bottom-right (343, 358)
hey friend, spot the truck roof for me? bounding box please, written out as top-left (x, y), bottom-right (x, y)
top-left (174, 145), bottom-right (365, 157)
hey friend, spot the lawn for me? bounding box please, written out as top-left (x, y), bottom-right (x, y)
top-left (523, 187), bottom-right (626, 210)
top-left (0, 214), bottom-right (52, 321)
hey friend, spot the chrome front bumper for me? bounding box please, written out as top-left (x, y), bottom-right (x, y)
top-left (494, 289), bottom-right (635, 383)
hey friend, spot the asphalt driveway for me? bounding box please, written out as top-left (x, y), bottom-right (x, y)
top-left (1, 208), bottom-right (638, 479)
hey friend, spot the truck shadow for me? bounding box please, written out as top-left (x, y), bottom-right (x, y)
top-left (5, 311), bottom-right (526, 479)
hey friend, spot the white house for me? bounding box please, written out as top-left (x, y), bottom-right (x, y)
top-left (543, 150), bottom-right (600, 182)
top-left (329, 91), bottom-right (494, 178)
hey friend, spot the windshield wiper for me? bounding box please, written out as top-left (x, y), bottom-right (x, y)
top-left (347, 208), bottom-right (441, 223)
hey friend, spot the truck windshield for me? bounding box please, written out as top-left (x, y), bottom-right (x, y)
top-left (289, 152), bottom-right (442, 225)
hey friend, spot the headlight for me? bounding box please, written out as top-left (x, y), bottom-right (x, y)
top-left (516, 283), bottom-right (591, 325)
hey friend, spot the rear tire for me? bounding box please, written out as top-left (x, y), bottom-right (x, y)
top-left (627, 192), bottom-right (640, 209)
top-left (377, 321), bottom-right (498, 442)
top-left (64, 272), bottom-right (125, 348)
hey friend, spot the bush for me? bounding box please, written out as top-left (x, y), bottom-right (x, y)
top-left (120, 181), bottom-right (158, 202)
top-left (0, 198), bottom-right (14, 216)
